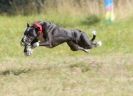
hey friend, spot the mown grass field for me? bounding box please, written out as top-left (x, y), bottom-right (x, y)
top-left (0, 13), bottom-right (133, 96)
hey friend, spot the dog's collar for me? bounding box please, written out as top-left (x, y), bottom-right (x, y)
top-left (33, 21), bottom-right (44, 35)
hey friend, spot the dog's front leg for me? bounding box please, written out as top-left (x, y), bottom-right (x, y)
top-left (39, 41), bottom-right (53, 48)
top-left (31, 41), bottom-right (52, 48)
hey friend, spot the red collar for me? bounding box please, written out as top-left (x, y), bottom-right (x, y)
top-left (33, 21), bottom-right (43, 34)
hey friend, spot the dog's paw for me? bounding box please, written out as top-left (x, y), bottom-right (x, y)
top-left (92, 30), bottom-right (96, 36)
top-left (24, 51), bottom-right (32, 56)
top-left (32, 42), bottom-right (39, 49)
top-left (97, 41), bottom-right (102, 47)
top-left (24, 46), bottom-right (33, 56)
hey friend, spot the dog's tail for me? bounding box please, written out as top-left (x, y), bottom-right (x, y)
top-left (91, 30), bottom-right (96, 41)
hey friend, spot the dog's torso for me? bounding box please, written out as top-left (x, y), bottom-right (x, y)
top-left (39, 21), bottom-right (82, 47)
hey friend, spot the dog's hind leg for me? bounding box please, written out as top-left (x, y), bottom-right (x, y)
top-left (67, 41), bottom-right (90, 53)
top-left (79, 31), bottom-right (102, 49)
top-left (91, 30), bottom-right (96, 41)
top-left (80, 32), bottom-right (94, 49)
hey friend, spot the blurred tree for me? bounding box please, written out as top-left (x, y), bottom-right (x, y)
top-left (0, 0), bottom-right (45, 15)
top-left (0, 0), bottom-right (13, 14)
top-left (0, 0), bottom-right (132, 16)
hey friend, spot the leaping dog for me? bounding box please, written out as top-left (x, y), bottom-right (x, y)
top-left (21, 21), bottom-right (102, 56)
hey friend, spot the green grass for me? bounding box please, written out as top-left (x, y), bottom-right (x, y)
top-left (0, 14), bottom-right (133, 96)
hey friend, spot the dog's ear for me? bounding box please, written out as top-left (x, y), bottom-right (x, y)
top-left (27, 23), bottom-right (30, 27)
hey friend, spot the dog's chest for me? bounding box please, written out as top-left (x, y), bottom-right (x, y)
top-left (38, 34), bottom-right (45, 42)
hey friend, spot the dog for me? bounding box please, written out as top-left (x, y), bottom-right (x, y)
top-left (21, 21), bottom-right (102, 56)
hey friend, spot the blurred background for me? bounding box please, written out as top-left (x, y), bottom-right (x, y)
top-left (0, 0), bottom-right (133, 19)
top-left (0, 0), bottom-right (133, 96)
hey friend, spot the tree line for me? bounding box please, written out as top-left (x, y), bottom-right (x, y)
top-left (0, 0), bottom-right (45, 15)
top-left (0, 0), bottom-right (131, 15)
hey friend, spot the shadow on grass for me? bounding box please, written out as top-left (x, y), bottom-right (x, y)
top-left (0, 66), bottom-right (53, 76)
top-left (0, 69), bottom-right (31, 76)
top-left (0, 57), bottom-right (102, 76)
top-left (69, 62), bottom-right (91, 72)
top-left (69, 60), bottom-right (102, 73)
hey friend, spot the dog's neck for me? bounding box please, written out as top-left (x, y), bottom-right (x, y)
top-left (33, 22), bottom-right (46, 41)
top-left (38, 32), bottom-right (45, 42)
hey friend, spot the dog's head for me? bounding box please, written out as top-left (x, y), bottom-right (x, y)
top-left (21, 22), bottom-right (42, 56)
top-left (21, 23), bottom-right (39, 46)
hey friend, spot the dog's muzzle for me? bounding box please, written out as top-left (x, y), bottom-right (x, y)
top-left (20, 36), bottom-right (32, 46)
top-left (21, 36), bottom-right (33, 56)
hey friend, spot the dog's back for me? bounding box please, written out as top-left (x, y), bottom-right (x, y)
top-left (41, 21), bottom-right (79, 42)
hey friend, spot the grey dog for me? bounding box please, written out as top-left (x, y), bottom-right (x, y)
top-left (21, 21), bottom-right (102, 56)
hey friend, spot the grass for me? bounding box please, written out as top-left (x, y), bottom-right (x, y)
top-left (0, 13), bottom-right (133, 96)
